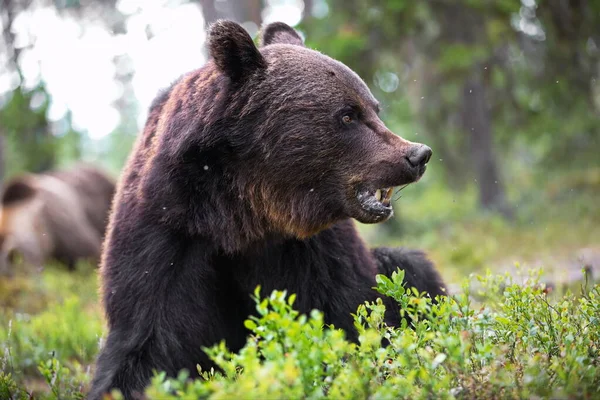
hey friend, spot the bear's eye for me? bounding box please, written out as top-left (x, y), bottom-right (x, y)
top-left (342, 114), bottom-right (353, 124)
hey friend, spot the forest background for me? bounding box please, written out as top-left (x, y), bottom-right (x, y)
top-left (0, 0), bottom-right (599, 397)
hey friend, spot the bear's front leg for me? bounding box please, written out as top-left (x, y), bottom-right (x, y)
top-left (371, 246), bottom-right (447, 299)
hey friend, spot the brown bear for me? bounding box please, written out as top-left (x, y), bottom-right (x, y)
top-left (0, 164), bottom-right (115, 276)
top-left (89, 21), bottom-right (446, 399)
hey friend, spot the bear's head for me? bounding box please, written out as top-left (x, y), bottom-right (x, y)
top-left (0, 179), bottom-right (44, 276)
top-left (149, 21), bottom-right (432, 246)
top-left (207, 21), bottom-right (431, 237)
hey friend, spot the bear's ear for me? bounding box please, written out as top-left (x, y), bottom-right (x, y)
top-left (2, 179), bottom-right (36, 206)
top-left (208, 20), bottom-right (267, 82)
top-left (260, 22), bottom-right (305, 47)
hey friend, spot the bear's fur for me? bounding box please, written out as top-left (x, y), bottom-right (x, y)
top-left (89, 21), bottom-right (446, 399)
top-left (0, 164), bottom-right (115, 276)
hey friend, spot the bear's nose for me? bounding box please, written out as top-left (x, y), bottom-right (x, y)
top-left (406, 145), bottom-right (432, 167)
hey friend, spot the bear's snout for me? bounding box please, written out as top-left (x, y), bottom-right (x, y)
top-left (406, 144), bottom-right (432, 168)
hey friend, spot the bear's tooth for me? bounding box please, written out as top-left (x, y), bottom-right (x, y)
top-left (374, 189), bottom-right (382, 201)
top-left (384, 188), bottom-right (393, 201)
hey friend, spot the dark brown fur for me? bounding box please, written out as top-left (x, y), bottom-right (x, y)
top-left (90, 21), bottom-right (446, 400)
top-left (0, 164), bottom-right (115, 275)
top-left (1, 180), bottom-right (37, 205)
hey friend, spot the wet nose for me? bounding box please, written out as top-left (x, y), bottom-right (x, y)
top-left (407, 145), bottom-right (432, 167)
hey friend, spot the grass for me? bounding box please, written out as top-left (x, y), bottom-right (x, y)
top-left (358, 165), bottom-right (600, 284)
top-left (0, 265), bottom-right (102, 399)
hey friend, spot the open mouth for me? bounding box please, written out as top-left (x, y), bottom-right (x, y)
top-left (356, 186), bottom-right (395, 221)
top-left (352, 155), bottom-right (429, 223)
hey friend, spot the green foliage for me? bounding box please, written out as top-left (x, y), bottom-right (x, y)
top-left (141, 271), bottom-right (599, 399)
top-left (38, 357), bottom-right (86, 400)
top-left (0, 268), bottom-right (101, 399)
top-left (0, 295), bottom-right (102, 375)
top-left (438, 44), bottom-right (489, 72)
top-left (0, 372), bottom-right (30, 400)
top-left (1, 264), bottom-right (599, 399)
top-left (1, 84), bottom-right (54, 175)
top-left (0, 84), bottom-right (85, 179)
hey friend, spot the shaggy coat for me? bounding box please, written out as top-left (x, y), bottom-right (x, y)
top-left (90, 21), bottom-right (446, 400)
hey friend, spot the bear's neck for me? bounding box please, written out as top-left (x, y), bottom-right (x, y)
top-left (102, 211), bottom-right (376, 337)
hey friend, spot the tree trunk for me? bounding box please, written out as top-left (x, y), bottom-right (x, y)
top-left (230, 0), bottom-right (262, 26)
top-left (302, 0), bottom-right (313, 22)
top-left (199, 0), bottom-right (222, 28)
top-left (431, 2), bottom-right (511, 215)
top-left (0, 133), bottom-right (4, 190)
top-left (461, 70), bottom-right (510, 216)
top-left (199, 0), bottom-right (263, 27)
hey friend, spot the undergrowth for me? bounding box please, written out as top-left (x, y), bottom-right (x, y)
top-left (2, 267), bottom-right (597, 399)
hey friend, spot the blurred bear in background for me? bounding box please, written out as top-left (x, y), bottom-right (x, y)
top-left (0, 164), bottom-right (115, 276)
